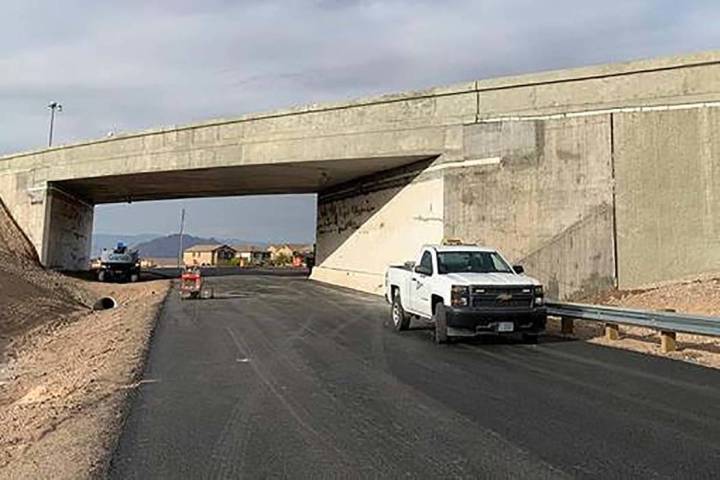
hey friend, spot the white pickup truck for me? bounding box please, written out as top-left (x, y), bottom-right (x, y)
top-left (385, 244), bottom-right (546, 344)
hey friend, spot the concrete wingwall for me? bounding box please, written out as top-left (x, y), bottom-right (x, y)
top-left (311, 161), bottom-right (444, 294)
top-left (444, 116), bottom-right (615, 300)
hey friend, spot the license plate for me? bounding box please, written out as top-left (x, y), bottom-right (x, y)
top-left (497, 322), bottom-right (514, 332)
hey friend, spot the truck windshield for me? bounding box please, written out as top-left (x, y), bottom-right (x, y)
top-left (437, 251), bottom-right (513, 274)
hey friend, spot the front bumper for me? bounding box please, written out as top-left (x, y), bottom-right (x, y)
top-left (445, 306), bottom-right (547, 336)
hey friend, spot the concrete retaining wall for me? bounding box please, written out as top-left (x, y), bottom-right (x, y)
top-left (614, 107), bottom-right (720, 288)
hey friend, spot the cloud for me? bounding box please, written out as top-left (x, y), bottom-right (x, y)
top-left (1, 0), bottom-right (719, 155)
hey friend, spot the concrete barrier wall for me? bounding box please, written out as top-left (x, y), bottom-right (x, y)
top-left (477, 54), bottom-right (720, 118)
top-left (445, 116), bottom-right (615, 300)
top-left (614, 107), bottom-right (720, 288)
top-left (312, 164), bottom-right (444, 294)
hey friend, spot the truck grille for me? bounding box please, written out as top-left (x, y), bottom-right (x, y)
top-left (471, 286), bottom-right (533, 309)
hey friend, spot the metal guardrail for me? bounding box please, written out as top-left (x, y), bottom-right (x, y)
top-left (545, 301), bottom-right (720, 337)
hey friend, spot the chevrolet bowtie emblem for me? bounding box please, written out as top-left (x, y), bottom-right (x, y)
top-left (497, 293), bottom-right (513, 301)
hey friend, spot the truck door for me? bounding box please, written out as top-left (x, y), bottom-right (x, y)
top-left (412, 250), bottom-right (434, 317)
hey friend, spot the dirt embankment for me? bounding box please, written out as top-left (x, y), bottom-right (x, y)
top-left (0, 198), bottom-right (92, 353)
top-left (0, 197), bottom-right (171, 478)
top-left (549, 277), bottom-right (720, 369)
top-left (0, 279), bottom-right (171, 479)
top-left (0, 199), bottom-right (38, 261)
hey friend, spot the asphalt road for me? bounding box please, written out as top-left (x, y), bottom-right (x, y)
top-left (109, 275), bottom-right (720, 479)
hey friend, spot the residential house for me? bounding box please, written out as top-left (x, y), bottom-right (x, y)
top-left (267, 243), bottom-right (315, 267)
top-left (267, 244), bottom-right (293, 263)
top-left (233, 244), bottom-right (271, 267)
top-left (183, 244), bottom-right (236, 266)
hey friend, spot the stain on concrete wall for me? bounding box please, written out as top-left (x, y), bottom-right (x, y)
top-left (614, 107), bottom-right (720, 288)
top-left (445, 116), bottom-right (615, 299)
top-left (45, 189), bottom-right (93, 270)
top-left (312, 163), bottom-right (444, 294)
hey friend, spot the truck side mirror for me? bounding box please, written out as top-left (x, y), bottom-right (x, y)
top-left (513, 265), bottom-right (525, 274)
top-left (414, 265), bottom-right (431, 276)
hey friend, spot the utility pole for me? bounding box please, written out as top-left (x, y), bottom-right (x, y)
top-left (177, 208), bottom-right (186, 270)
top-left (48, 101), bottom-right (62, 147)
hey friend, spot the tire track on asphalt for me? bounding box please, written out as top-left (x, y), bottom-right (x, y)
top-left (291, 280), bottom-right (394, 374)
top-left (237, 287), bottom-right (468, 477)
top-left (464, 344), bottom-right (720, 455)
top-left (222, 321), bottom-right (359, 472)
top-left (203, 290), bottom-right (330, 478)
top-left (534, 343), bottom-right (720, 398)
top-left (245, 281), bottom-right (571, 478)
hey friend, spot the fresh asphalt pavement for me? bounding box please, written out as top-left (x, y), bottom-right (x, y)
top-left (109, 275), bottom-right (720, 479)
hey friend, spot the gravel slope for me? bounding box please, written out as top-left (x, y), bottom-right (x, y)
top-left (557, 276), bottom-right (720, 369)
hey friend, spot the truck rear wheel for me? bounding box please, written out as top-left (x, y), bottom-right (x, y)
top-left (433, 304), bottom-right (448, 344)
top-left (391, 291), bottom-right (411, 331)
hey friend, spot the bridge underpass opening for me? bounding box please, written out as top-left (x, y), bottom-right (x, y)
top-left (44, 155), bottom-right (444, 293)
top-left (92, 194), bottom-right (318, 268)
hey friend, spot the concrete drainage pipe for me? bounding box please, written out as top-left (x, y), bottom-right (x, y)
top-left (93, 296), bottom-right (118, 311)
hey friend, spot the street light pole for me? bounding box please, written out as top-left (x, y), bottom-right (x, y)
top-left (48, 101), bottom-right (62, 147)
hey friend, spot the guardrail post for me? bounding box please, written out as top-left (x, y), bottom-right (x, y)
top-left (605, 323), bottom-right (620, 341)
top-left (660, 308), bottom-right (677, 353)
top-left (561, 317), bottom-right (574, 335)
top-left (660, 331), bottom-right (677, 353)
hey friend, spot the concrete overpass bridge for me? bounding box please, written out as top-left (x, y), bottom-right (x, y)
top-left (2, 51), bottom-right (720, 297)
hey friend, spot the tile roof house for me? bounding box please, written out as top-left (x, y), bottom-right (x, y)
top-left (233, 244), bottom-right (271, 266)
top-left (183, 244), bottom-right (236, 266)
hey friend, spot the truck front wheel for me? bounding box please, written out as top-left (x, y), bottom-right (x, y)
top-left (391, 291), bottom-right (411, 331)
top-left (433, 304), bottom-right (449, 344)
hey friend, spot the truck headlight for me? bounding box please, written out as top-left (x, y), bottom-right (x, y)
top-left (534, 285), bottom-right (544, 306)
top-left (451, 285), bottom-right (470, 307)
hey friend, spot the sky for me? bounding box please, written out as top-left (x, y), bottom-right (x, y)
top-left (2, 0), bottom-right (719, 242)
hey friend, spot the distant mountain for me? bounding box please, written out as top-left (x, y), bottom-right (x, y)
top-left (132, 234), bottom-right (222, 259)
top-left (93, 233), bottom-right (280, 259)
top-left (91, 233), bottom-right (161, 258)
